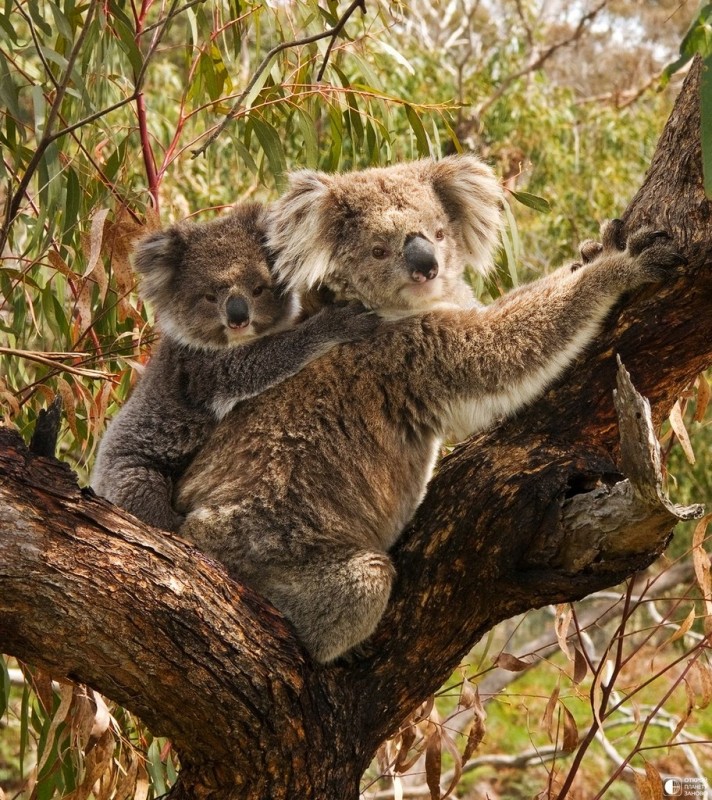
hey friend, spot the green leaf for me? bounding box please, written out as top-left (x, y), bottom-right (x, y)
top-left (510, 190), bottom-right (551, 214)
top-left (405, 104), bottom-right (430, 157)
top-left (0, 51), bottom-right (22, 120)
top-left (251, 117), bottom-right (287, 190)
top-left (48, 1), bottom-right (74, 43)
top-left (112, 15), bottom-right (143, 78)
top-left (294, 107), bottom-right (319, 169)
top-left (0, 656), bottom-right (9, 719)
top-left (28, 0), bottom-right (53, 36)
top-left (0, 8), bottom-right (17, 42)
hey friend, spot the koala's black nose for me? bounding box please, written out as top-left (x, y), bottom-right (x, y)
top-left (404, 234), bottom-right (438, 282)
top-left (225, 295), bottom-right (250, 329)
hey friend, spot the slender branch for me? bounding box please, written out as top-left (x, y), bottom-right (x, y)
top-left (191, 0), bottom-right (368, 158)
top-left (315, 0), bottom-right (366, 82)
top-left (474, 0), bottom-right (608, 119)
top-left (0, 347), bottom-right (110, 380)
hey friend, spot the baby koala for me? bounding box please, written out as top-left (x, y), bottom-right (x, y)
top-left (91, 202), bottom-right (377, 531)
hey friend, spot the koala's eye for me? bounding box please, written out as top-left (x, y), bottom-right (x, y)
top-left (204, 293), bottom-right (217, 303)
top-left (372, 246), bottom-right (388, 259)
top-left (435, 229), bottom-right (445, 241)
top-left (252, 285), bottom-right (265, 297)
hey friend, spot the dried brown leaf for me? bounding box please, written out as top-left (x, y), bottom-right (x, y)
top-left (554, 604), bottom-right (573, 661)
top-left (646, 762), bottom-right (664, 800)
top-left (459, 681), bottom-right (476, 709)
top-left (542, 681), bottom-right (560, 743)
top-left (425, 728), bottom-right (442, 800)
top-left (694, 373), bottom-right (711, 423)
top-left (669, 607), bottom-right (697, 645)
top-left (667, 712), bottom-right (690, 746)
top-left (440, 729), bottom-right (462, 799)
top-left (55, 378), bottom-right (78, 438)
top-left (560, 703), bottom-right (578, 753)
top-left (133, 760), bottom-right (150, 800)
top-left (414, 695), bottom-right (435, 723)
top-left (83, 209), bottom-right (110, 303)
top-left (0, 377), bottom-right (21, 419)
top-left (21, 664), bottom-right (54, 713)
top-left (669, 400), bottom-right (696, 464)
top-left (36, 682), bottom-right (74, 775)
top-left (572, 646), bottom-right (588, 684)
top-left (74, 278), bottom-right (94, 331)
top-left (692, 514), bottom-right (712, 635)
top-left (113, 746), bottom-right (139, 800)
top-left (462, 687), bottom-right (486, 763)
top-left (47, 250), bottom-right (75, 279)
top-left (393, 723), bottom-right (418, 774)
top-left (691, 659), bottom-right (712, 709)
top-left (494, 652), bottom-right (530, 672)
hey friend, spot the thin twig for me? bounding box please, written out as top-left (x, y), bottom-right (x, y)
top-left (474, 0), bottom-right (608, 119)
top-left (315, 0), bottom-right (366, 81)
top-left (191, 0), bottom-right (368, 159)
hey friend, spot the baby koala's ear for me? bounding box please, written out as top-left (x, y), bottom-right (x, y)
top-left (132, 226), bottom-right (186, 306)
top-left (424, 155), bottom-right (504, 279)
top-left (265, 170), bottom-right (337, 292)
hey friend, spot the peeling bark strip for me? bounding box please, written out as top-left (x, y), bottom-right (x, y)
top-left (554, 360), bottom-right (703, 574)
top-left (1, 62), bottom-right (712, 799)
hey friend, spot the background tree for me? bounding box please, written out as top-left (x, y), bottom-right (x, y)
top-left (1, 1), bottom-right (711, 798)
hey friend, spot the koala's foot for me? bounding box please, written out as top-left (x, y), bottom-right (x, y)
top-left (267, 548), bottom-right (395, 664)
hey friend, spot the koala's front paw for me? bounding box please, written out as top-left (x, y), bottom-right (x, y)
top-left (621, 226), bottom-right (687, 288)
top-left (315, 301), bottom-right (380, 342)
top-left (592, 219), bottom-right (686, 291)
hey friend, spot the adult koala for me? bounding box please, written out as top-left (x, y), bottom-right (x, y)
top-left (175, 156), bottom-right (684, 663)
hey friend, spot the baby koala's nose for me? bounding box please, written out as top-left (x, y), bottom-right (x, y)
top-left (225, 295), bottom-right (250, 329)
top-left (404, 234), bottom-right (439, 282)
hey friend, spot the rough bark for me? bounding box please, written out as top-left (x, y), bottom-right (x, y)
top-left (1, 62), bottom-right (711, 798)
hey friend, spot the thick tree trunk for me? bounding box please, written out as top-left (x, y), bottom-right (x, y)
top-left (1, 62), bottom-right (711, 798)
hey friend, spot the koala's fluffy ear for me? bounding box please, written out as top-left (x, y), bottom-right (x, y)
top-left (425, 155), bottom-right (503, 278)
top-left (132, 227), bottom-right (186, 307)
top-left (265, 171), bottom-right (337, 292)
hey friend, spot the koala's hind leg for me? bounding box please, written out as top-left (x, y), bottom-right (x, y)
top-left (265, 549), bottom-right (395, 664)
top-left (181, 508), bottom-right (395, 662)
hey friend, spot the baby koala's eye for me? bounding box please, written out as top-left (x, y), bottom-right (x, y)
top-left (204, 293), bottom-right (217, 303)
top-left (435, 229), bottom-right (445, 241)
top-left (372, 246), bottom-right (388, 259)
top-left (252, 285), bottom-right (265, 297)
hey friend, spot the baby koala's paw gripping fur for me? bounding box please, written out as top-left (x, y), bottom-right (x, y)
top-left (305, 301), bottom-right (380, 344)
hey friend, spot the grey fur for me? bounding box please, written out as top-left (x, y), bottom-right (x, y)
top-left (175, 157), bottom-right (684, 662)
top-left (91, 202), bottom-right (378, 531)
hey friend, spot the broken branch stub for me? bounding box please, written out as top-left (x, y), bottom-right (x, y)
top-left (555, 358), bottom-right (703, 573)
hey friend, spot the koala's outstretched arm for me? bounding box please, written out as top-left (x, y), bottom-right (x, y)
top-left (187, 303), bottom-right (379, 420)
top-left (429, 225), bottom-right (686, 440)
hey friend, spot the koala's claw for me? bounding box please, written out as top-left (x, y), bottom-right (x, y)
top-left (601, 218), bottom-right (627, 251)
top-left (578, 239), bottom-right (604, 264)
top-left (628, 228), bottom-right (672, 257)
